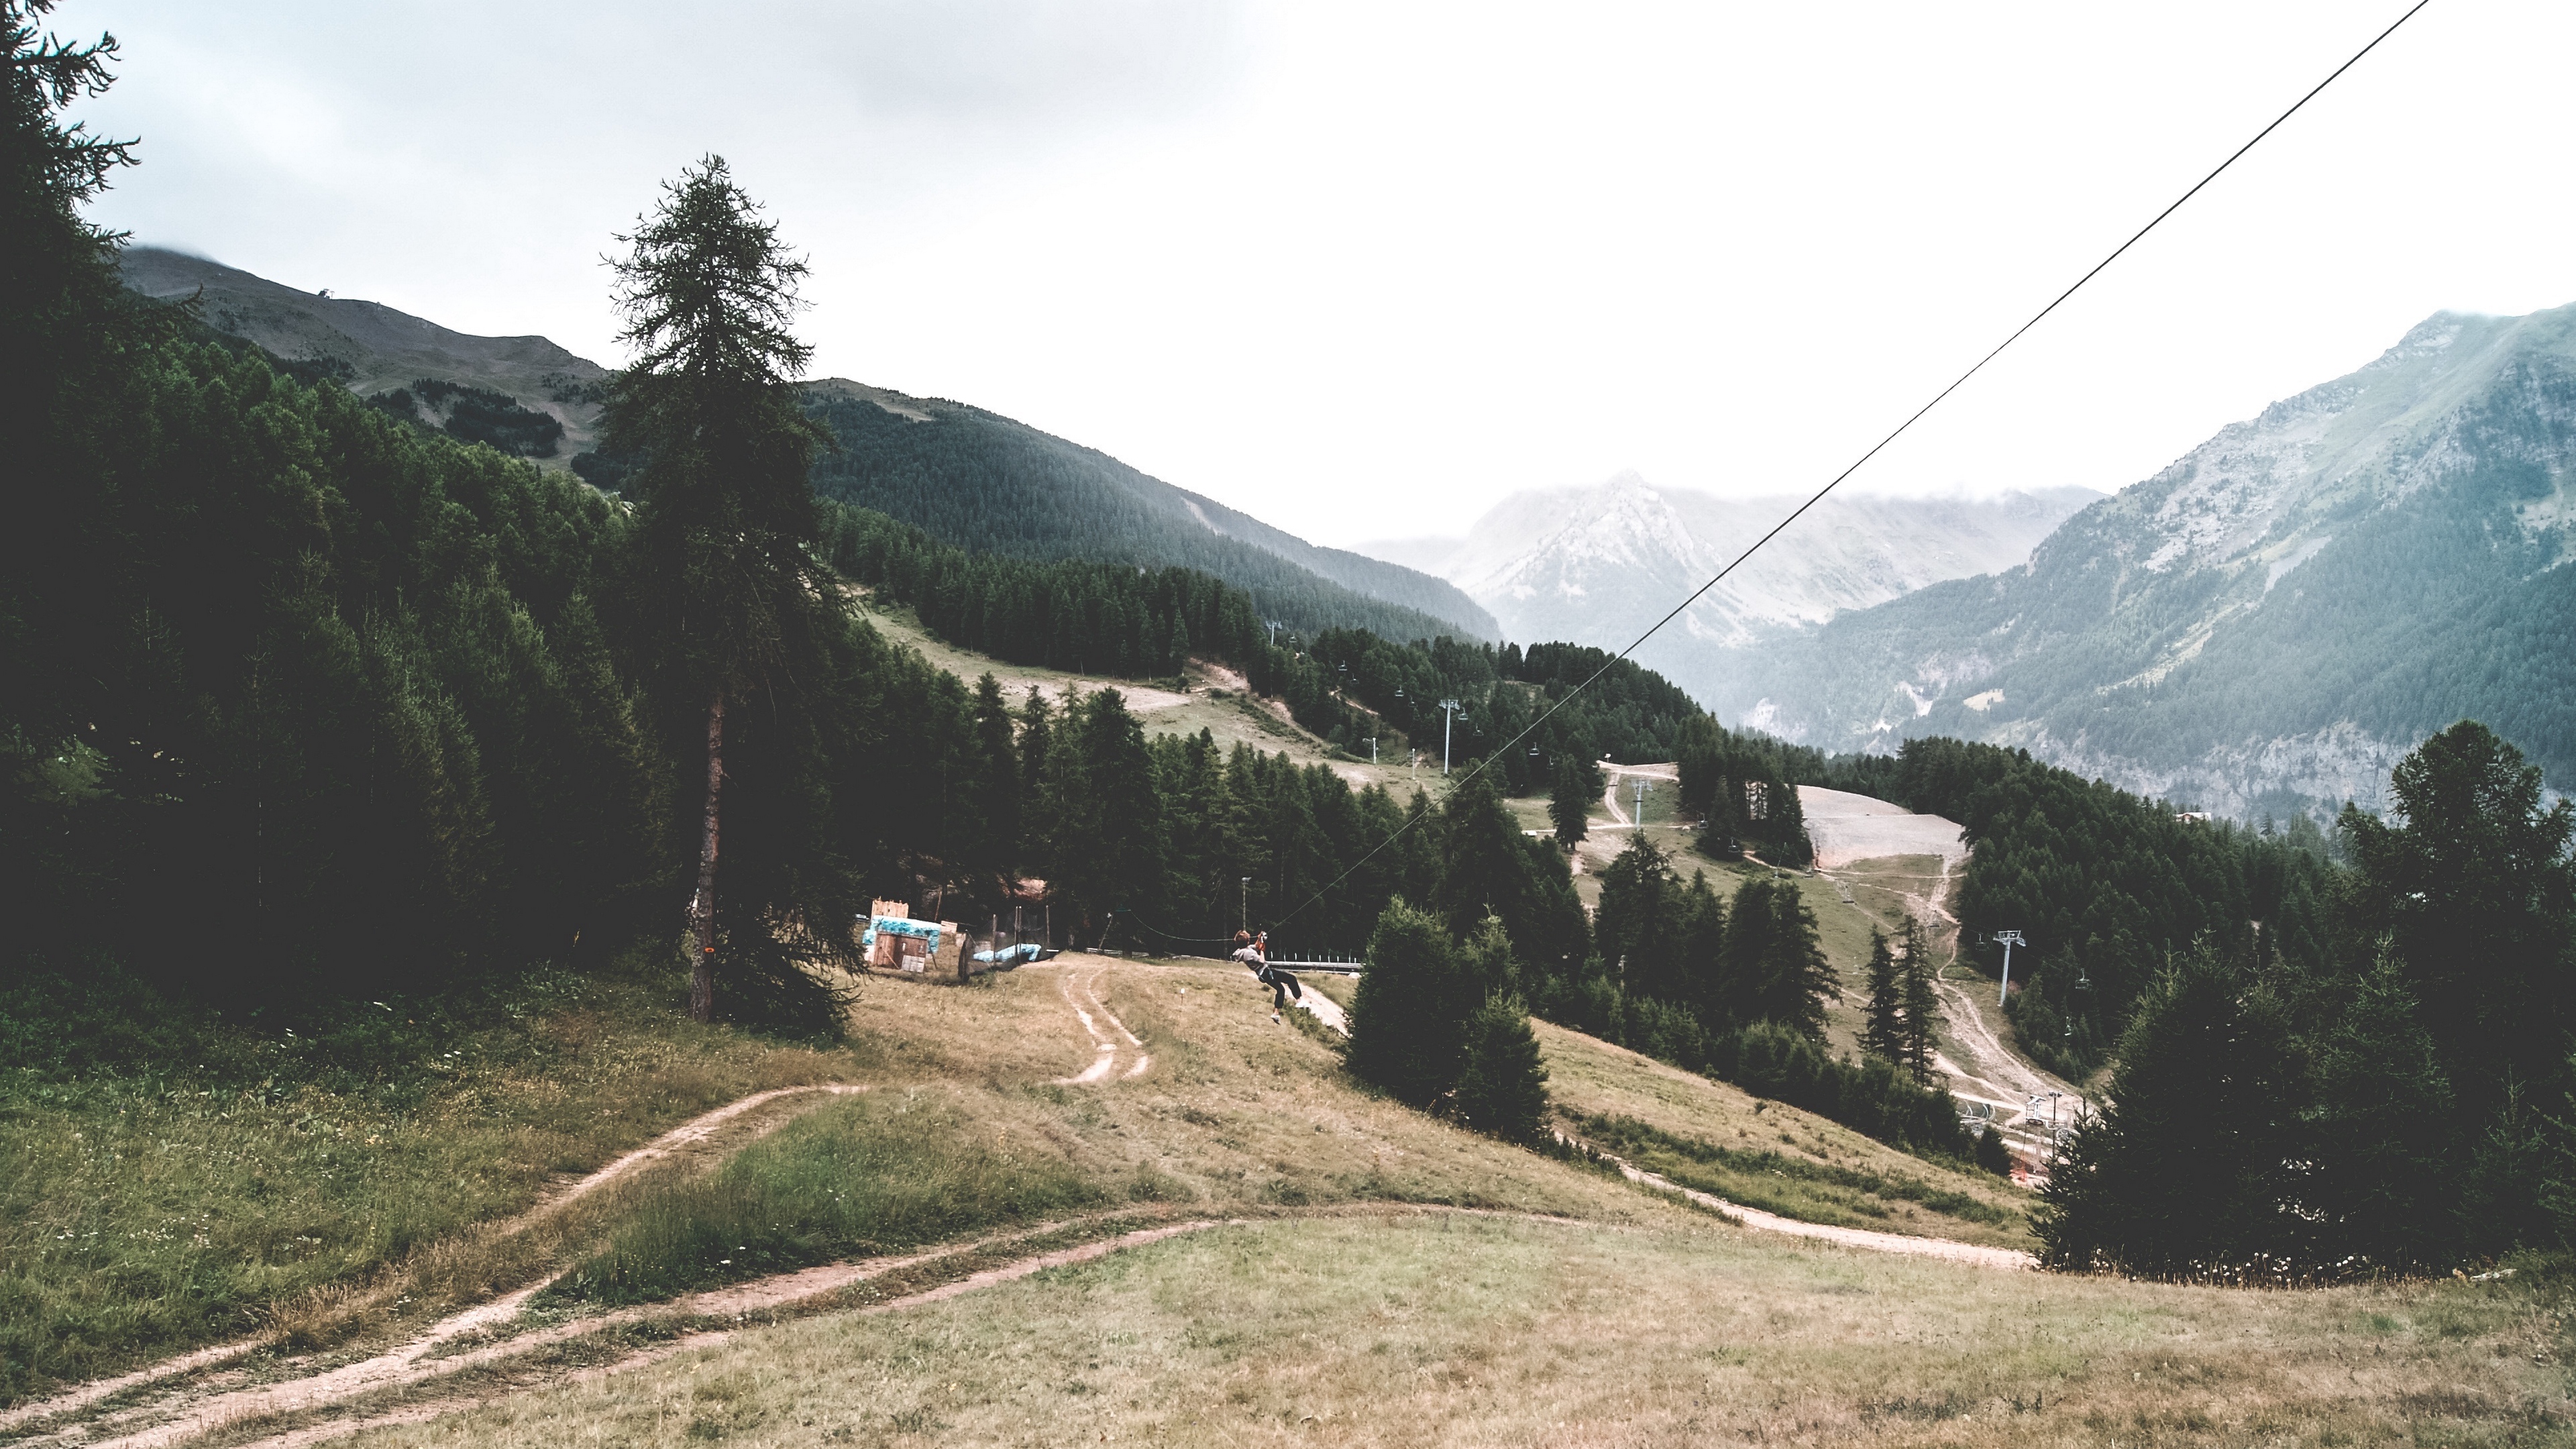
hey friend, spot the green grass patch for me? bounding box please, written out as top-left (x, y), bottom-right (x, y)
top-left (543, 1091), bottom-right (1106, 1307)
top-left (1575, 1112), bottom-right (2026, 1238)
top-left (0, 952), bottom-right (870, 1406)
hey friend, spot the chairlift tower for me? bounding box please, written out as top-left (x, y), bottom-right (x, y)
top-left (1632, 777), bottom-right (1651, 829)
top-left (1990, 928), bottom-right (2027, 1008)
top-left (1438, 699), bottom-right (1463, 775)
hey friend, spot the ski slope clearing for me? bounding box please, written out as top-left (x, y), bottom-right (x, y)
top-left (1798, 785), bottom-right (1968, 870)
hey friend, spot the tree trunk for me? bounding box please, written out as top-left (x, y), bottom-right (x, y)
top-left (690, 692), bottom-right (726, 1022)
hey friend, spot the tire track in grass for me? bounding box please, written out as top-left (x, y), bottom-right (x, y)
top-left (0, 1085), bottom-right (872, 1437)
top-left (11, 964), bottom-right (1143, 1439)
top-left (58, 1217), bottom-right (1214, 1449)
top-left (1558, 1130), bottom-right (2035, 1271)
top-left (131, 1211), bottom-right (1628, 1449)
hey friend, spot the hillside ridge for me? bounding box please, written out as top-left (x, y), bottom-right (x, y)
top-left (117, 248), bottom-right (1491, 642)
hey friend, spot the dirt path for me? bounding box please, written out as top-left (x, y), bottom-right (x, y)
top-left (1596, 760), bottom-right (1678, 830)
top-left (1038, 959), bottom-right (1152, 1081)
top-left (18, 953), bottom-right (2035, 1448)
top-left (47, 1216), bottom-right (1238, 1449)
top-left (1560, 1132), bottom-right (2033, 1271)
top-left (9, 964), bottom-right (1150, 1442)
top-left (1813, 845), bottom-right (2082, 1162)
top-left (69, 1207), bottom-right (1615, 1449)
top-left (0, 1083), bottom-right (871, 1438)
top-left (1295, 984), bottom-right (1350, 1036)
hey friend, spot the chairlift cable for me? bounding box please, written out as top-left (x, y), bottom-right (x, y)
top-left (1264, 0), bottom-right (2434, 934)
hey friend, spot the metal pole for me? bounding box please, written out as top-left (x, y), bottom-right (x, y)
top-left (1440, 699), bottom-right (1461, 775)
top-left (1994, 929), bottom-right (2025, 1008)
top-left (1240, 876), bottom-right (1250, 932)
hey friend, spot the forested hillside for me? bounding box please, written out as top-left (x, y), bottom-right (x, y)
top-left (114, 258), bottom-right (1493, 646)
top-left (1886, 737), bottom-right (2337, 1080)
top-left (802, 380), bottom-right (1497, 640)
top-left (118, 246), bottom-right (610, 462)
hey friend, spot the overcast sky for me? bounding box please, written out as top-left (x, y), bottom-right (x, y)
top-left (53, 1), bottom-right (2576, 546)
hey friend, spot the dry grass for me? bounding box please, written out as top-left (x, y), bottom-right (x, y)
top-left (335, 1214), bottom-right (2574, 1448)
top-left (23, 952), bottom-right (2576, 1447)
top-left (1532, 1018), bottom-right (2035, 1249)
top-left (849, 960), bottom-right (1658, 1224)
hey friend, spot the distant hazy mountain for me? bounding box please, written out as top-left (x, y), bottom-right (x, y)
top-left (1711, 305), bottom-right (2576, 816)
top-left (118, 248), bottom-right (1493, 643)
top-left (1356, 472), bottom-right (2094, 654)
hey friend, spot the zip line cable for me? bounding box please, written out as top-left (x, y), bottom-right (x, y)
top-left (1262, 0), bottom-right (2434, 938)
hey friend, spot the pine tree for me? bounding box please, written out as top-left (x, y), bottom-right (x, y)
top-left (1974, 1124), bottom-right (2014, 1176)
top-left (1898, 913), bottom-right (1940, 1083)
top-left (2307, 955), bottom-right (2453, 1268)
top-left (1715, 876), bottom-right (1837, 1040)
top-left (1459, 914), bottom-right (1519, 998)
top-left (1675, 869), bottom-right (1727, 1028)
top-left (1860, 927), bottom-right (1904, 1065)
top-left (1043, 688), bottom-right (1161, 947)
top-left (1346, 898), bottom-right (1477, 1107)
top-left (1454, 993), bottom-right (1551, 1144)
top-left (969, 674), bottom-right (1020, 881)
top-left (2341, 720), bottom-right (2576, 1123)
top-left (604, 155), bottom-right (835, 1022)
top-left (1433, 771), bottom-right (1533, 939)
top-left (1594, 832), bottom-right (1681, 1001)
top-left (1548, 755), bottom-right (1593, 850)
top-left (2035, 946), bottom-right (2302, 1276)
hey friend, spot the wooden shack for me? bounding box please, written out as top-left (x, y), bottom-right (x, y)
top-left (861, 899), bottom-right (965, 981)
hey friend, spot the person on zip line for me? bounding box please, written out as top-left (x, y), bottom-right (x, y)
top-left (1232, 928), bottom-right (1301, 1023)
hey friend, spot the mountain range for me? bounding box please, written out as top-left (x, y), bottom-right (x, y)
top-left (1706, 305), bottom-right (2576, 816)
top-left (1359, 475), bottom-right (2096, 652)
top-left (125, 247), bottom-right (2574, 816)
top-left (117, 248), bottom-right (1492, 643)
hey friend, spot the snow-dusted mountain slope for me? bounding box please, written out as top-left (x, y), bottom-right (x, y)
top-left (1356, 474), bottom-right (2095, 650)
top-left (1708, 304), bottom-right (2576, 816)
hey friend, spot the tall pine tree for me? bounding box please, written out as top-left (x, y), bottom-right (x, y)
top-left (1860, 927), bottom-right (1903, 1065)
top-left (604, 155), bottom-right (837, 1022)
top-left (1898, 913), bottom-right (1940, 1083)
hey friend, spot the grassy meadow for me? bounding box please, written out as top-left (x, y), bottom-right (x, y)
top-left (6, 951), bottom-right (2573, 1448)
top-left (338, 1212), bottom-right (2574, 1448)
top-left (0, 956), bottom-right (879, 1402)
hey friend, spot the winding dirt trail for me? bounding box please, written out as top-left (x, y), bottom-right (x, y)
top-left (42, 1217), bottom-right (1240, 1449)
top-left (1564, 1132), bottom-right (2034, 1271)
top-left (17, 953), bottom-right (2044, 1449)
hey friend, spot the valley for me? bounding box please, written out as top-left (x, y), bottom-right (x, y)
top-left (17, 19), bottom-right (2576, 1446)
